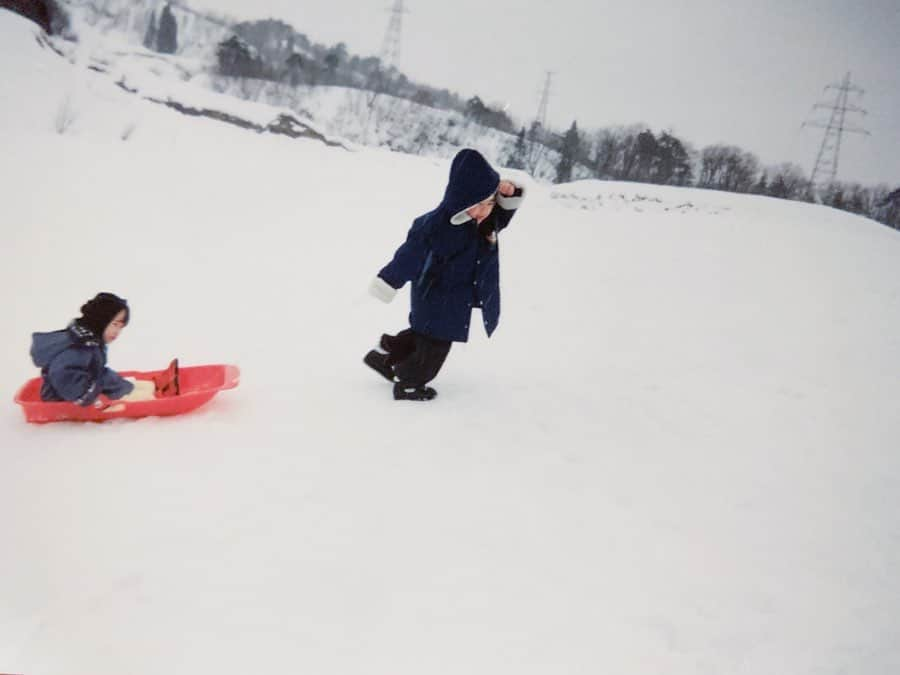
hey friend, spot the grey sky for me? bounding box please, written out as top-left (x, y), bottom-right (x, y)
top-left (191, 0), bottom-right (899, 186)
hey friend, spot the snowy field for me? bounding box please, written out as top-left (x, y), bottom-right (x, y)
top-left (2, 10), bottom-right (900, 675)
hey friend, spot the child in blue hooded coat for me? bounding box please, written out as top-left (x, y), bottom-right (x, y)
top-left (365, 148), bottom-right (526, 400)
top-left (30, 292), bottom-right (159, 407)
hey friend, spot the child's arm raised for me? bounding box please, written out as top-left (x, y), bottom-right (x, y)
top-left (494, 180), bottom-right (527, 232)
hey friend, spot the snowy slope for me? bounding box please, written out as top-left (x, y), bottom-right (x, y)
top-left (2, 10), bottom-right (900, 675)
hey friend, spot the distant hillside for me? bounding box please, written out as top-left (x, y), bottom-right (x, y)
top-left (34, 1), bottom-right (900, 230)
top-left (40, 0), bottom-right (575, 178)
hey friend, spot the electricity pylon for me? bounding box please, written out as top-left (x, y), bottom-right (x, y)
top-left (527, 72), bottom-right (553, 172)
top-left (379, 0), bottom-right (407, 71)
top-left (802, 72), bottom-right (870, 192)
top-left (366, 0), bottom-right (408, 108)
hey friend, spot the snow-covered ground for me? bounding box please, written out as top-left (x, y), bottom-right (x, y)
top-left (2, 10), bottom-right (900, 675)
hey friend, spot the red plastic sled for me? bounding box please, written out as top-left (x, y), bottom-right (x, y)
top-left (14, 364), bottom-right (240, 423)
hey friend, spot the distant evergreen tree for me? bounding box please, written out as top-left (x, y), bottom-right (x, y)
top-left (556, 121), bottom-right (581, 183)
top-left (412, 90), bottom-right (436, 107)
top-left (633, 129), bottom-right (658, 182)
top-left (143, 10), bottom-right (157, 50)
top-left (217, 36), bottom-right (262, 78)
top-left (234, 19), bottom-right (299, 68)
top-left (462, 96), bottom-right (515, 133)
top-left (465, 96), bottom-right (489, 122)
top-left (284, 52), bottom-right (305, 86)
top-left (875, 187), bottom-right (900, 230)
top-left (653, 132), bottom-right (692, 186)
top-left (323, 43), bottom-right (346, 83)
top-left (883, 187), bottom-right (900, 207)
top-left (156, 4), bottom-right (178, 54)
top-left (506, 127), bottom-right (528, 170)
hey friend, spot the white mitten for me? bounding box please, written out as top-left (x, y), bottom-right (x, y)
top-left (497, 181), bottom-right (527, 210)
top-left (369, 276), bottom-right (398, 303)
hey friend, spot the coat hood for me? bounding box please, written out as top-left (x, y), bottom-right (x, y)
top-left (439, 149), bottom-right (500, 219)
top-left (31, 323), bottom-right (101, 368)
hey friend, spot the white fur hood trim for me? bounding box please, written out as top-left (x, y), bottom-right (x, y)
top-left (449, 181), bottom-right (527, 226)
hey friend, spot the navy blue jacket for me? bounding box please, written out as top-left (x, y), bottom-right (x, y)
top-left (378, 150), bottom-right (521, 342)
top-left (30, 322), bottom-right (134, 406)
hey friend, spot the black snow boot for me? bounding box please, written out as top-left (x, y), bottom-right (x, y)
top-left (364, 349), bottom-right (396, 383)
top-left (393, 383), bottom-right (437, 401)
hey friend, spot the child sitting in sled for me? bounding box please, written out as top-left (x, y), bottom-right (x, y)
top-left (30, 292), bottom-right (179, 408)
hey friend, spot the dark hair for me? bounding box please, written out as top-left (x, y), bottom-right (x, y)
top-left (77, 292), bottom-right (130, 337)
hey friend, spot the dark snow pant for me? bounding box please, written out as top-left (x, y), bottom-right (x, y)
top-left (382, 329), bottom-right (452, 388)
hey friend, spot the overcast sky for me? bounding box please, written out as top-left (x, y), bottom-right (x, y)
top-left (189, 0), bottom-right (899, 186)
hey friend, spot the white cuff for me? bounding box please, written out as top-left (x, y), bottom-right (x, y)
top-left (369, 276), bottom-right (398, 303)
top-left (497, 182), bottom-right (526, 210)
top-left (450, 210), bottom-right (473, 225)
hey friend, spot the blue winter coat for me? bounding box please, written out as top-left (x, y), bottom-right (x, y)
top-left (30, 322), bottom-right (134, 406)
top-left (378, 149), bottom-right (521, 342)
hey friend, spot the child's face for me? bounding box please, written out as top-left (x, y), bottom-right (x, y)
top-left (103, 309), bottom-right (128, 344)
top-left (466, 194), bottom-right (497, 225)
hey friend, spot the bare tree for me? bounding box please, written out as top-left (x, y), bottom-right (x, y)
top-left (766, 163), bottom-right (809, 200)
top-left (698, 145), bottom-right (760, 193)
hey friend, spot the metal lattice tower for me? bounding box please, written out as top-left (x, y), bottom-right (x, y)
top-left (379, 0), bottom-right (408, 71)
top-left (528, 72), bottom-right (553, 170)
top-left (536, 72), bottom-right (552, 128)
top-left (363, 0), bottom-right (408, 110)
top-left (802, 72), bottom-right (870, 190)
